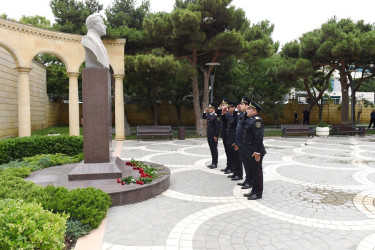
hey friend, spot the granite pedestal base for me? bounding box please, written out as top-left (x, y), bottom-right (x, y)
top-left (27, 161), bottom-right (170, 206)
top-left (68, 157), bottom-right (123, 181)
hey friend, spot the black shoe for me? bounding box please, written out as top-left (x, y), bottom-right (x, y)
top-left (220, 167), bottom-right (229, 172)
top-left (206, 164), bottom-right (212, 168)
top-left (231, 176), bottom-right (243, 181)
top-left (241, 183), bottom-right (252, 189)
top-left (224, 169), bottom-right (232, 174)
top-left (227, 174), bottom-right (235, 178)
top-left (243, 192), bottom-right (254, 197)
top-left (209, 164), bottom-right (217, 169)
top-left (237, 180), bottom-right (247, 186)
top-left (248, 194), bottom-right (262, 200)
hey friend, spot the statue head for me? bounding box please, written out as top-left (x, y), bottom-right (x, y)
top-left (86, 13), bottom-right (106, 37)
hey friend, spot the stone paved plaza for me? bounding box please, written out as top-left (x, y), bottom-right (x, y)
top-left (101, 136), bottom-right (375, 250)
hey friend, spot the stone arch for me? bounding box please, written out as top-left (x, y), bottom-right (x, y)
top-left (0, 18), bottom-right (126, 139)
top-left (30, 49), bottom-right (71, 72)
top-left (0, 40), bottom-right (22, 67)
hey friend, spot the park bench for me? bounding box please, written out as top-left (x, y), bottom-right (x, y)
top-left (281, 124), bottom-right (314, 138)
top-left (137, 126), bottom-right (173, 141)
top-left (331, 124), bottom-right (365, 136)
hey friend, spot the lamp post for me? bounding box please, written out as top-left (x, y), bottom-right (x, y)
top-left (205, 62), bottom-right (220, 103)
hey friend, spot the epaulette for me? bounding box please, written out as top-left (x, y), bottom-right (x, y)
top-left (255, 116), bottom-right (260, 119)
top-left (213, 113), bottom-right (217, 116)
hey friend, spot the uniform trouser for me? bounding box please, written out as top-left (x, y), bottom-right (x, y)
top-left (207, 137), bottom-right (218, 165)
top-left (249, 154), bottom-right (264, 196)
top-left (368, 118), bottom-right (375, 129)
top-left (240, 147), bottom-right (252, 185)
top-left (230, 145), bottom-right (243, 178)
top-left (222, 135), bottom-right (231, 169)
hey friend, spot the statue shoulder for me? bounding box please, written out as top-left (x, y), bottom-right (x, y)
top-left (81, 35), bottom-right (96, 51)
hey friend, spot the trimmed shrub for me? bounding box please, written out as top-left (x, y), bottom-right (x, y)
top-left (0, 136), bottom-right (83, 164)
top-left (0, 172), bottom-right (111, 230)
top-left (65, 218), bottom-right (91, 240)
top-left (40, 185), bottom-right (112, 229)
top-left (0, 199), bottom-right (67, 249)
top-left (0, 175), bottom-right (44, 202)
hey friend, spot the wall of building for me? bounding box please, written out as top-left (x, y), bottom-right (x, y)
top-left (55, 99), bottom-right (375, 127)
top-left (0, 47), bottom-right (60, 138)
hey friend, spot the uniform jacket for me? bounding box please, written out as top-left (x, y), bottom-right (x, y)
top-left (371, 111), bottom-right (375, 119)
top-left (202, 112), bottom-right (220, 138)
top-left (217, 109), bottom-right (227, 139)
top-left (235, 112), bottom-right (247, 147)
top-left (221, 111), bottom-right (238, 145)
top-left (243, 115), bottom-right (266, 155)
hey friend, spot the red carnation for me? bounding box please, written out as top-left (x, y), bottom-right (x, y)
top-left (117, 178), bottom-right (121, 183)
top-left (121, 182), bottom-right (125, 185)
top-left (126, 162), bottom-right (131, 165)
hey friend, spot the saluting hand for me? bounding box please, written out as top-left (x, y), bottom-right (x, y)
top-left (252, 152), bottom-right (260, 162)
top-left (214, 136), bottom-right (218, 142)
top-left (234, 144), bottom-right (239, 151)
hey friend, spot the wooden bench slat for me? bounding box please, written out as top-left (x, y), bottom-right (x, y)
top-left (331, 124), bottom-right (365, 136)
top-left (281, 124), bottom-right (314, 138)
top-left (137, 126), bottom-right (173, 141)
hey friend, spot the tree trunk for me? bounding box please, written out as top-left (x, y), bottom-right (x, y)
top-left (318, 102), bottom-right (323, 122)
top-left (339, 71), bottom-right (350, 124)
top-left (190, 48), bottom-right (206, 136)
top-left (192, 75), bottom-right (205, 135)
top-left (124, 115), bottom-right (131, 137)
top-left (201, 67), bottom-right (210, 108)
top-left (152, 78), bottom-right (158, 125)
top-left (176, 104), bottom-right (181, 127)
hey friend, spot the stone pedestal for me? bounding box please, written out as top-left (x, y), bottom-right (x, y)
top-left (82, 68), bottom-right (111, 163)
top-left (68, 68), bottom-right (121, 181)
top-left (68, 157), bottom-right (123, 181)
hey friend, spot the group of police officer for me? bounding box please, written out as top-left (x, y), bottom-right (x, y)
top-left (202, 96), bottom-right (266, 200)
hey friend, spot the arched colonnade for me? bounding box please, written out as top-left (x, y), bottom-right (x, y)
top-left (0, 18), bottom-right (126, 140)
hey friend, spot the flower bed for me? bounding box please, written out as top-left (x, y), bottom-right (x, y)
top-left (118, 159), bottom-right (159, 185)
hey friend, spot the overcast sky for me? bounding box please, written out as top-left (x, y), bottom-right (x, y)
top-left (3, 0), bottom-right (375, 48)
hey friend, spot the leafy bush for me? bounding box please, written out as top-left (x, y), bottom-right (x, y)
top-left (0, 136), bottom-right (83, 164)
top-left (65, 218), bottom-right (91, 240)
top-left (23, 153), bottom-right (84, 171)
top-left (40, 186), bottom-right (112, 229)
top-left (0, 175), bottom-right (44, 203)
top-left (0, 172), bottom-right (111, 230)
top-left (316, 121), bottom-right (330, 127)
top-left (0, 153), bottom-right (83, 172)
top-left (0, 199), bottom-right (67, 249)
top-left (48, 129), bottom-right (59, 134)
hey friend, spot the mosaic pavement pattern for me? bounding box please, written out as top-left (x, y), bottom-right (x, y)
top-left (102, 136), bottom-right (375, 250)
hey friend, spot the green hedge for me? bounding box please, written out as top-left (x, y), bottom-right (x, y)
top-left (0, 136), bottom-right (83, 165)
top-left (0, 172), bottom-right (111, 230)
top-left (0, 199), bottom-right (67, 249)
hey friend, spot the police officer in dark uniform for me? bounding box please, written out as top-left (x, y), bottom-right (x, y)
top-left (233, 96), bottom-right (251, 189)
top-left (202, 103), bottom-right (220, 169)
top-left (222, 101), bottom-right (243, 181)
top-left (243, 101), bottom-right (266, 200)
top-left (218, 99), bottom-right (232, 174)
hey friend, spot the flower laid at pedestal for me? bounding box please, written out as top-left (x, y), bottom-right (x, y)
top-left (117, 159), bottom-right (158, 185)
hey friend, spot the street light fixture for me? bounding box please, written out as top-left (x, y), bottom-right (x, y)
top-left (205, 62), bottom-right (220, 103)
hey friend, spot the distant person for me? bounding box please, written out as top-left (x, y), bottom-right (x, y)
top-left (368, 109), bottom-right (375, 129)
top-left (293, 111), bottom-right (299, 124)
top-left (303, 107), bottom-right (310, 125)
